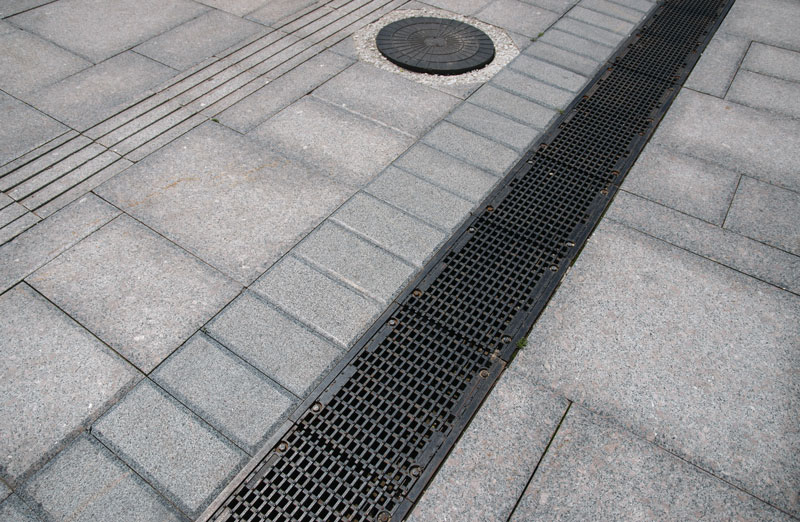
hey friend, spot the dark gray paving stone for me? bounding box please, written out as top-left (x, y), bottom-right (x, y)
top-left (579, 0), bottom-right (645, 23)
top-left (152, 333), bottom-right (294, 455)
top-left (725, 176), bottom-right (800, 256)
top-left (421, 0), bottom-right (492, 15)
top-left (0, 0), bottom-right (50, 17)
top-left (205, 292), bottom-right (343, 396)
top-left (741, 42), bottom-right (800, 83)
top-left (27, 215), bottom-right (241, 373)
top-left (330, 192), bottom-right (447, 267)
top-left (0, 93), bottom-right (67, 167)
top-left (93, 380), bottom-right (247, 518)
top-left (134, 10), bottom-right (263, 70)
top-left (652, 89), bottom-right (800, 192)
top-left (553, 16), bottom-right (625, 47)
top-left (513, 219), bottom-right (800, 516)
top-left (0, 284), bottom-right (139, 485)
top-left (607, 190), bottom-right (800, 295)
top-left (538, 28), bottom-right (613, 61)
top-left (727, 70), bottom-right (800, 119)
top-left (409, 369), bottom-right (568, 521)
top-left (96, 122), bottom-right (350, 285)
top-left (0, 495), bottom-right (40, 522)
top-left (250, 97), bottom-right (413, 186)
top-left (0, 29), bottom-right (90, 97)
top-left (507, 54), bottom-right (588, 92)
top-left (21, 435), bottom-right (184, 522)
top-left (468, 84), bottom-right (558, 129)
top-left (251, 256), bottom-right (382, 347)
top-left (312, 63), bottom-right (460, 137)
top-left (195, 0), bottom-right (268, 17)
top-left (21, 52), bottom-right (176, 131)
top-left (422, 121), bottom-right (518, 176)
top-left (511, 406), bottom-right (793, 521)
top-left (394, 142), bottom-right (501, 201)
top-left (9, 0), bottom-right (209, 63)
top-left (476, 0), bottom-right (560, 37)
top-left (247, 0), bottom-right (321, 26)
top-left (622, 143), bottom-right (740, 225)
top-left (684, 32), bottom-right (749, 98)
top-left (719, 0), bottom-right (800, 52)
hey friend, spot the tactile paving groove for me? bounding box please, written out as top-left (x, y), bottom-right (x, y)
top-left (209, 1), bottom-right (735, 520)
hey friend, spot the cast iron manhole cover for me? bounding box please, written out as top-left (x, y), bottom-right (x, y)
top-left (376, 17), bottom-right (495, 75)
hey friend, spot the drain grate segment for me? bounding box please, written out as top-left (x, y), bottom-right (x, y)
top-left (210, 1), bottom-right (735, 520)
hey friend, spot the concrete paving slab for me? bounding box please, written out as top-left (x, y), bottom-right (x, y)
top-left (512, 220), bottom-right (800, 516)
top-left (294, 222), bottom-right (416, 304)
top-left (152, 333), bottom-right (295, 455)
top-left (0, 495), bottom-right (39, 522)
top-left (741, 42), bottom-right (800, 83)
top-left (0, 29), bottom-right (90, 97)
top-left (0, 93), bottom-right (68, 167)
top-left (250, 97), bottom-right (413, 186)
top-left (0, 480), bottom-right (10, 502)
top-left (92, 380), bottom-right (248, 518)
top-left (727, 70), bottom-right (800, 119)
top-left (553, 16), bottom-right (625, 47)
top-left (684, 32), bottom-right (750, 98)
top-left (8, 0), bottom-right (209, 63)
top-left (0, 202), bottom-right (28, 230)
top-left (469, 84), bottom-right (558, 129)
top-left (134, 10), bottom-right (263, 71)
top-left (725, 176), bottom-right (800, 256)
top-left (0, 212), bottom-right (39, 246)
top-left (476, 0), bottom-right (560, 37)
top-left (507, 54), bottom-right (588, 92)
top-left (251, 256), bottom-right (382, 348)
top-left (20, 434), bottom-right (184, 522)
top-left (330, 192), bottom-right (447, 267)
top-left (27, 215), bottom-right (241, 373)
top-left (523, 0), bottom-right (577, 13)
top-left (567, 5), bottom-right (634, 34)
top-left (578, 0), bottom-right (645, 23)
top-left (719, 0), bottom-right (800, 52)
top-left (538, 28), bottom-right (613, 61)
top-left (195, 0), bottom-right (269, 17)
top-left (0, 1), bottom-right (50, 18)
top-left (21, 52), bottom-right (177, 131)
top-left (205, 291), bottom-right (343, 397)
top-left (96, 122), bottom-right (350, 285)
top-left (312, 63), bottom-right (460, 137)
top-left (328, 35), bottom-right (357, 59)
top-left (607, 0), bottom-right (654, 12)
top-left (0, 284), bottom-right (139, 485)
top-left (622, 142), bottom-right (740, 225)
top-left (367, 166), bottom-right (474, 231)
top-left (246, 0), bottom-right (319, 26)
top-left (409, 368), bottom-right (568, 521)
top-left (0, 194), bottom-right (119, 293)
top-left (422, 121), bottom-right (518, 176)
top-left (421, 0), bottom-right (492, 15)
top-left (652, 89), bottom-right (800, 192)
top-left (607, 190), bottom-right (800, 295)
top-left (511, 406), bottom-right (792, 521)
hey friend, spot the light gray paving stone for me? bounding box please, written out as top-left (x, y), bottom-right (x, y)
top-left (251, 256), bottom-right (383, 347)
top-left (476, 0), bottom-right (560, 37)
top-left (0, 93), bottom-right (68, 167)
top-left (328, 35), bottom-right (357, 59)
top-left (524, 40), bottom-right (601, 76)
top-left (92, 380), bottom-right (247, 518)
top-left (152, 333), bottom-right (294, 455)
top-left (205, 292), bottom-right (343, 396)
top-left (567, 5), bottom-right (634, 34)
top-left (197, 0), bottom-right (269, 16)
top-left (725, 176), bottom-right (800, 256)
top-left (622, 143), bottom-right (740, 225)
top-left (0, 202), bottom-right (28, 230)
top-left (27, 215), bottom-right (241, 373)
top-left (0, 495), bottom-right (40, 522)
top-left (719, 0), bottom-right (800, 52)
top-left (538, 28), bottom-right (614, 61)
top-left (96, 122), bottom-right (350, 285)
top-left (652, 89), bottom-right (800, 192)
top-left (22, 52), bottom-right (176, 131)
top-left (607, 190), bottom-right (800, 295)
top-left (469, 84), bottom-right (558, 128)
top-left (606, 0), bottom-right (654, 12)
top-left (684, 32), bottom-right (750, 98)
top-left (395, 142), bottom-right (502, 201)
top-left (9, 0), bottom-right (209, 63)
top-left (0, 481), bottom-right (10, 502)
top-left (741, 42), bottom-right (800, 83)
top-left (295, 222), bottom-right (416, 303)
top-left (512, 219), bottom-right (800, 516)
top-left (312, 63), bottom-right (460, 136)
top-left (445, 103), bottom-right (541, 152)
top-left (134, 10), bottom-right (263, 70)
top-left (21, 435), bottom-right (184, 522)
top-left (0, 194), bottom-right (118, 294)
top-left (5, 142), bottom-right (104, 200)
top-left (367, 166), bottom-right (475, 230)
top-left (727, 69), bottom-right (800, 119)
top-left (249, 97), bottom-right (413, 186)
top-left (421, 0), bottom-right (492, 15)
top-left (331, 192), bottom-right (447, 267)
top-left (0, 212), bottom-right (39, 246)
top-left (246, 0), bottom-right (319, 26)
top-left (553, 16), bottom-right (625, 47)
top-left (422, 121), bottom-right (519, 176)
top-left (0, 1), bottom-right (50, 17)
top-left (507, 54), bottom-right (588, 92)
top-left (0, 21), bottom-right (13, 35)
top-left (409, 368), bottom-right (568, 521)
top-left (0, 284), bottom-right (139, 485)
top-left (0, 29), bottom-right (90, 97)
top-left (522, 0), bottom-right (577, 14)
top-left (511, 406), bottom-right (793, 521)
top-left (578, 0), bottom-right (645, 23)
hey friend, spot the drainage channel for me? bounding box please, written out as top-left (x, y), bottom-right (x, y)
top-left (208, 0), bottom-right (735, 520)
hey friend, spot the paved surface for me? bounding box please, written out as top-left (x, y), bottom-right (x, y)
top-left (0, 0), bottom-right (797, 520)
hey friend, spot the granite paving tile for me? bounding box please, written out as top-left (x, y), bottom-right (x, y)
top-left (684, 32), bottom-right (750, 98)
top-left (421, 0), bottom-right (492, 15)
top-left (195, 0), bottom-right (269, 17)
top-left (469, 84), bottom-right (559, 129)
top-left (205, 291), bottom-right (343, 397)
top-left (246, 0), bottom-right (320, 26)
top-left (567, 5), bottom-right (634, 34)
top-left (0, 212), bottom-right (39, 246)
top-left (538, 28), bottom-right (613, 61)
top-left (608, 0), bottom-right (654, 12)
top-left (741, 42), bottom-right (800, 83)
top-left (0, 93), bottom-right (68, 167)
top-left (476, 0), bottom-right (560, 37)
top-left (422, 121), bottom-right (518, 176)
top-left (553, 17), bottom-right (625, 47)
top-left (0, 1), bottom-right (50, 17)
top-left (0, 481), bottom-right (10, 502)
top-left (0, 495), bottom-right (40, 522)
top-left (507, 54), bottom-right (588, 92)
top-left (27, 215), bottom-right (241, 373)
top-left (328, 35), bottom-right (357, 59)
top-left (521, 0), bottom-right (577, 13)
top-left (0, 284), bottom-right (139, 485)
top-left (726, 69), bottom-right (800, 119)
top-left (578, 0), bottom-right (645, 23)
top-left (719, 0), bottom-right (800, 52)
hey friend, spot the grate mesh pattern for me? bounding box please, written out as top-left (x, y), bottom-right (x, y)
top-left (212, 1), bottom-right (733, 520)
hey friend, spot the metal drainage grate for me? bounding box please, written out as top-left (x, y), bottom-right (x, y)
top-left (376, 17), bottom-right (495, 75)
top-left (210, 0), bottom-right (735, 520)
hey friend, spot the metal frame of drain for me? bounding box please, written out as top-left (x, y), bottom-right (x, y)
top-left (206, 1), bottom-right (736, 520)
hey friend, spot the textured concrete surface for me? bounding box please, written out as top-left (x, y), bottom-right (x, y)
top-left (684, 32), bottom-right (749, 97)
top-left (423, 121), bottom-right (518, 175)
top-left (0, 92), bottom-right (67, 166)
top-left (0, 495), bottom-right (39, 522)
top-left (727, 69), bottom-right (800, 119)
top-left (741, 42), bottom-right (800, 83)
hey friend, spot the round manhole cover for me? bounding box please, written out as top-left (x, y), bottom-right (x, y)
top-left (376, 17), bottom-right (495, 75)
